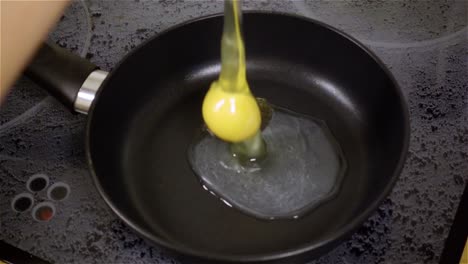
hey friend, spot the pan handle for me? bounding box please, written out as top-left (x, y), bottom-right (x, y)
top-left (25, 42), bottom-right (108, 114)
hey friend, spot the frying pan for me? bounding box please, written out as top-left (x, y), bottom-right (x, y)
top-left (25, 12), bottom-right (409, 263)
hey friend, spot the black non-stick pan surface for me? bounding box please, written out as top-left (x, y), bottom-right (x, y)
top-left (25, 12), bottom-right (409, 263)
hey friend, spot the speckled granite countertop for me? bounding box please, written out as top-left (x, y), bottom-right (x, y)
top-left (0, 1), bottom-right (466, 263)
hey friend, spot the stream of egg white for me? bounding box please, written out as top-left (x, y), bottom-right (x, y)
top-left (220, 0), bottom-right (266, 160)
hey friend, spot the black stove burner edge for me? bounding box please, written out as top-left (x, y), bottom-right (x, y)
top-left (0, 241), bottom-right (49, 264)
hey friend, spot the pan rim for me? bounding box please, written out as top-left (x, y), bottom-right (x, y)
top-left (85, 11), bottom-right (410, 263)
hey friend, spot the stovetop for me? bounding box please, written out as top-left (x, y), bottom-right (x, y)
top-left (0, 1), bottom-right (467, 263)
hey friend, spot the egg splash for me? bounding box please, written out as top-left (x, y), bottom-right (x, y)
top-left (190, 0), bottom-right (347, 220)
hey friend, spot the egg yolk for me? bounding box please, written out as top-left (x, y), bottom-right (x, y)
top-left (201, 0), bottom-right (261, 143)
top-left (202, 81), bottom-right (261, 143)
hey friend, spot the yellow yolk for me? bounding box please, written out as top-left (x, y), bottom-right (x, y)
top-left (202, 82), bottom-right (261, 143)
top-left (201, 0), bottom-right (261, 143)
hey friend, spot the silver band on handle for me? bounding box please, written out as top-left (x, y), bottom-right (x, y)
top-left (74, 70), bottom-right (108, 114)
